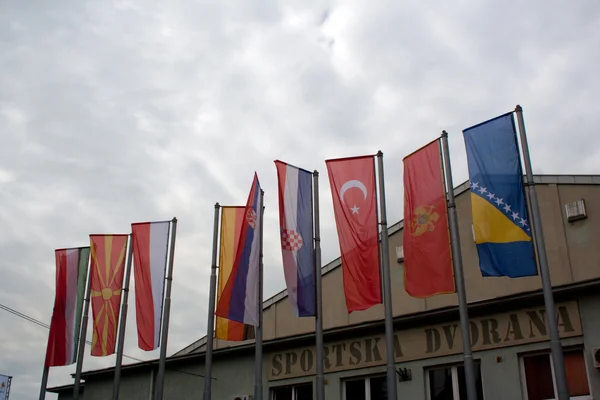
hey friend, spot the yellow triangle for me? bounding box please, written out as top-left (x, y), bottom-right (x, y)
top-left (471, 193), bottom-right (531, 243)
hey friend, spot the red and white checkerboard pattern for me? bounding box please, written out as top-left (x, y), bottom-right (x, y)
top-left (281, 229), bottom-right (303, 251)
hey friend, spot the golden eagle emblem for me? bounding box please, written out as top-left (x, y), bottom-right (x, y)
top-left (409, 205), bottom-right (439, 236)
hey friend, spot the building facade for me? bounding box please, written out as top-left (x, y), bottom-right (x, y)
top-left (49, 175), bottom-right (600, 400)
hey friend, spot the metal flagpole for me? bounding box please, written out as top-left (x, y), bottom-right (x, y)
top-left (113, 234), bottom-right (134, 400)
top-left (73, 257), bottom-right (93, 400)
top-left (441, 131), bottom-right (478, 400)
top-left (254, 190), bottom-right (265, 400)
top-left (514, 105), bottom-right (569, 400)
top-left (203, 203), bottom-right (221, 400)
top-left (155, 217), bottom-right (178, 400)
top-left (312, 171), bottom-right (325, 400)
top-left (375, 151), bottom-right (398, 400)
top-left (39, 366), bottom-right (49, 400)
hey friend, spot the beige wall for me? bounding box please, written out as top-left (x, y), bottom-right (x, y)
top-left (209, 180), bottom-right (600, 350)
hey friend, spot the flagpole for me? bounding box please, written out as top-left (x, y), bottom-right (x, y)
top-left (203, 203), bottom-right (221, 400)
top-left (155, 217), bottom-right (178, 400)
top-left (514, 105), bottom-right (569, 400)
top-left (254, 190), bottom-right (265, 400)
top-left (375, 151), bottom-right (398, 399)
top-left (312, 171), bottom-right (325, 400)
top-left (38, 365), bottom-right (49, 400)
top-left (441, 131), bottom-right (478, 400)
top-left (73, 258), bottom-right (93, 400)
top-left (113, 234), bottom-right (134, 400)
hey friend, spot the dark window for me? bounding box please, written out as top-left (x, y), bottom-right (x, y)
top-left (343, 376), bottom-right (387, 400)
top-left (271, 383), bottom-right (312, 400)
top-left (427, 363), bottom-right (484, 400)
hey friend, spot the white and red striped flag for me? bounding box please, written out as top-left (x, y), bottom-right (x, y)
top-left (131, 221), bottom-right (170, 351)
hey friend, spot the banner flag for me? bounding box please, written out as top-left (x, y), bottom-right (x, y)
top-left (463, 112), bottom-right (537, 277)
top-left (403, 139), bottom-right (455, 297)
top-left (89, 234), bottom-right (129, 356)
top-left (326, 155), bottom-right (381, 312)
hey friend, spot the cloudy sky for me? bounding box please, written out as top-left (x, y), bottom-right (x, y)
top-left (1, 0), bottom-right (599, 398)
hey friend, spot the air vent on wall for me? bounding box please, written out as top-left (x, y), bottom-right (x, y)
top-left (565, 199), bottom-right (587, 222)
top-left (396, 246), bottom-right (404, 262)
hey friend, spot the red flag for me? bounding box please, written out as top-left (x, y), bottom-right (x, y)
top-left (403, 139), bottom-right (455, 297)
top-left (326, 155), bottom-right (381, 312)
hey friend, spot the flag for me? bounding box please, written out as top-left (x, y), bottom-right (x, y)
top-left (275, 160), bottom-right (315, 317)
top-left (44, 247), bottom-right (90, 367)
top-left (215, 173), bottom-right (263, 325)
top-left (89, 234), bottom-right (129, 356)
top-left (325, 155), bottom-right (381, 312)
top-left (463, 112), bottom-right (537, 277)
top-left (131, 221), bottom-right (170, 351)
top-left (403, 139), bottom-right (456, 297)
top-left (216, 207), bottom-right (255, 341)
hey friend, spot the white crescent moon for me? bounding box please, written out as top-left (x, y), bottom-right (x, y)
top-left (340, 180), bottom-right (368, 203)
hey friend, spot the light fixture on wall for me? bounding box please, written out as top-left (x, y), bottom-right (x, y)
top-left (396, 367), bottom-right (412, 382)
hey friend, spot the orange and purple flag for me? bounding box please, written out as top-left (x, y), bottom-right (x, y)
top-left (216, 207), bottom-right (255, 341)
top-left (403, 139), bottom-right (456, 297)
top-left (89, 234), bottom-right (128, 357)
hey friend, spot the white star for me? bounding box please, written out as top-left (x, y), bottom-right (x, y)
top-left (487, 192), bottom-right (495, 200)
top-left (480, 187), bottom-right (487, 194)
top-left (512, 212), bottom-right (519, 220)
top-left (495, 197), bottom-right (504, 206)
top-left (504, 204), bottom-right (512, 213)
top-left (350, 205), bottom-right (359, 214)
top-left (520, 218), bottom-right (527, 227)
top-left (471, 182), bottom-right (479, 190)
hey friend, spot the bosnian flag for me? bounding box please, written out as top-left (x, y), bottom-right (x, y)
top-left (274, 160), bottom-right (315, 317)
top-left (131, 221), bottom-right (170, 351)
top-left (215, 173), bottom-right (262, 326)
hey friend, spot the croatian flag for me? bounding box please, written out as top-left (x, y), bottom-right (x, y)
top-left (131, 221), bottom-right (170, 351)
top-left (274, 160), bottom-right (315, 317)
top-left (215, 173), bottom-right (262, 326)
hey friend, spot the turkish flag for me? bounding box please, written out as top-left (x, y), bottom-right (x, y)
top-left (326, 155), bottom-right (382, 312)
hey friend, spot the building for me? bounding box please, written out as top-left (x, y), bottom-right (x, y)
top-left (48, 174), bottom-right (600, 400)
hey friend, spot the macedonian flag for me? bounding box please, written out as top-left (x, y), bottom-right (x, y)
top-left (89, 234), bottom-right (129, 357)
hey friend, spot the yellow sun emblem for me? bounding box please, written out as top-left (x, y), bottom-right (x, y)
top-left (409, 205), bottom-right (439, 236)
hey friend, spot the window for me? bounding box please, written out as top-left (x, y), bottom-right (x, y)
top-left (426, 363), bottom-right (484, 400)
top-left (271, 382), bottom-right (312, 400)
top-left (521, 349), bottom-right (591, 400)
top-left (343, 375), bottom-right (387, 400)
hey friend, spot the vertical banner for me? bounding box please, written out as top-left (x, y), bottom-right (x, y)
top-left (325, 155), bottom-right (381, 312)
top-left (403, 139), bottom-right (456, 297)
top-left (463, 112), bottom-right (537, 277)
top-left (131, 221), bottom-right (170, 351)
top-left (215, 173), bottom-right (263, 325)
top-left (216, 207), bottom-right (255, 341)
top-left (45, 247), bottom-right (90, 367)
top-left (274, 160), bottom-right (315, 317)
top-left (89, 234), bottom-right (129, 356)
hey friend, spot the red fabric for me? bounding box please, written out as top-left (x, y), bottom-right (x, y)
top-left (45, 250), bottom-right (68, 366)
top-left (403, 140), bottom-right (455, 297)
top-left (89, 234), bottom-right (128, 357)
top-left (131, 222), bottom-right (156, 351)
top-left (326, 155), bottom-right (381, 312)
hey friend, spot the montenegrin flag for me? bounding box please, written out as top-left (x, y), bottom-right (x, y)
top-left (275, 160), bottom-right (315, 317)
top-left (216, 207), bottom-right (255, 341)
top-left (326, 155), bottom-right (381, 312)
top-left (89, 234), bottom-right (129, 356)
top-left (45, 247), bottom-right (90, 367)
top-left (463, 112), bottom-right (537, 277)
top-left (131, 221), bottom-right (170, 351)
top-left (403, 139), bottom-right (455, 297)
top-left (215, 173), bottom-right (263, 326)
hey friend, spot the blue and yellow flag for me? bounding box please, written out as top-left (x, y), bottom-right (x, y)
top-left (463, 112), bottom-right (537, 277)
